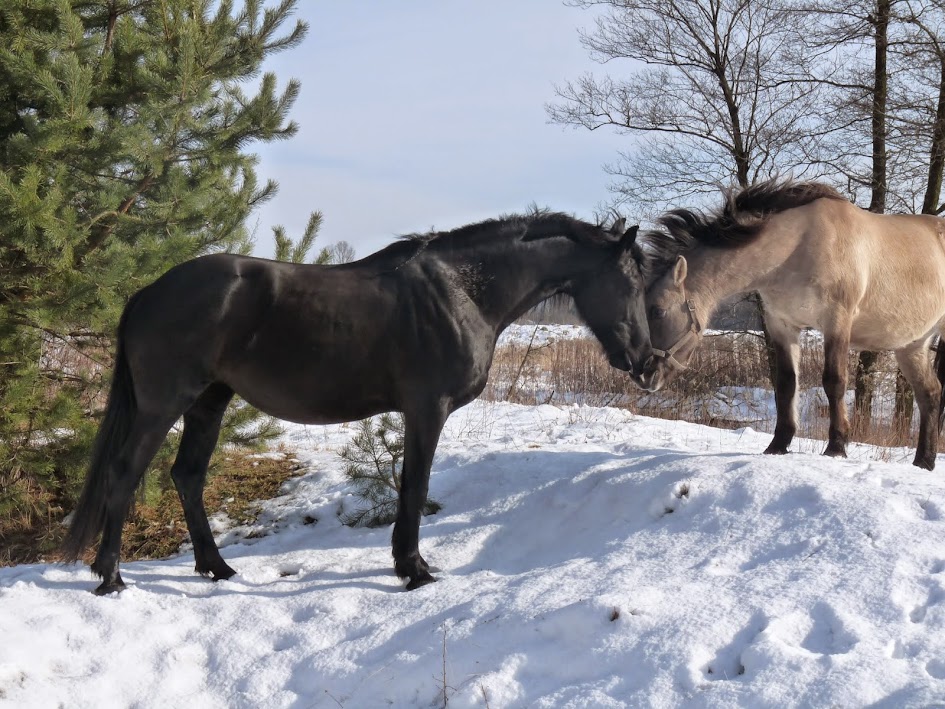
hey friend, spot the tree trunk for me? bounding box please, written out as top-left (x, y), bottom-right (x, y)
top-left (855, 0), bottom-right (890, 432)
top-left (922, 54), bottom-right (945, 215)
top-left (894, 370), bottom-right (914, 438)
top-left (854, 350), bottom-right (879, 432)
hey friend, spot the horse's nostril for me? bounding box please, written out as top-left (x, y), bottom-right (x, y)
top-left (641, 354), bottom-right (658, 374)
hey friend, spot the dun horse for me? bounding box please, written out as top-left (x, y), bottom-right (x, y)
top-left (642, 180), bottom-right (945, 470)
top-left (63, 212), bottom-right (655, 594)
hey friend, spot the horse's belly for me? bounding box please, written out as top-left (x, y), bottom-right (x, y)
top-left (219, 352), bottom-right (398, 425)
top-left (233, 378), bottom-right (396, 425)
top-left (849, 316), bottom-right (940, 351)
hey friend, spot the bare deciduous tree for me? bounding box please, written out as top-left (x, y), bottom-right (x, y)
top-left (548, 0), bottom-right (828, 215)
top-left (320, 240), bottom-right (357, 264)
top-left (895, 0), bottom-right (945, 215)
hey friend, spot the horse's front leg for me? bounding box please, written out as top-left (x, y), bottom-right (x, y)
top-left (894, 340), bottom-right (940, 470)
top-left (763, 320), bottom-right (801, 455)
top-left (392, 402), bottom-right (449, 590)
top-left (822, 331), bottom-right (852, 458)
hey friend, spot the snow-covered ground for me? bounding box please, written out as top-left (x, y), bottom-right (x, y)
top-left (497, 322), bottom-right (592, 347)
top-left (2, 401), bottom-right (945, 708)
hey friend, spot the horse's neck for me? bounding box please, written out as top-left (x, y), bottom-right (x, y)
top-left (443, 243), bottom-right (575, 331)
top-left (685, 245), bottom-right (760, 323)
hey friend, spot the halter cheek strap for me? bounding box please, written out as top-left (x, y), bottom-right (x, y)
top-left (651, 298), bottom-right (702, 371)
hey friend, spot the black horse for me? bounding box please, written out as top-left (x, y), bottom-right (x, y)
top-left (63, 211), bottom-right (655, 594)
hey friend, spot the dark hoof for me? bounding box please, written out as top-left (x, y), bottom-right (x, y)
top-left (763, 444), bottom-right (789, 455)
top-left (196, 558), bottom-right (237, 581)
top-left (211, 564), bottom-right (237, 582)
top-left (913, 456), bottom-right (936, 471)
top-left (405, 572), bottom-right (437, 591)
top-left (823, 446), bottom-right (847, 458)
top-left (395, 552), bottom-right (435, 589)
top-left (394, 553), bottom-right (430, 579)
top-left (93, 580), bottom-right (126, 596)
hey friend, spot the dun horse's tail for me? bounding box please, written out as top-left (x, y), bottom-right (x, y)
top-left (61, 295), bottom-right (140, 562)
top-left (936, 337), bottom-right (945, 433)
top-left (658, 179), bottom-right (846, 249)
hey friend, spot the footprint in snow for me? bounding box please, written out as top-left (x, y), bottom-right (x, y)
top-left (800, 602), bottom-right (857, 655)
top-left (918, 498), bottom-right (943, 522)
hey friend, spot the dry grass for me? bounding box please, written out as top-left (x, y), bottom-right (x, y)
top-left (0, 448), bottom-right (303, 567)
top-left (483, 328), bottom-right (932, 455)
top-left (0, 334), bottom-right (303, 567)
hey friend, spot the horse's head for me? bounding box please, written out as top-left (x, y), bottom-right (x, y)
top-left (569, 218), bottom-right (656, 387)
top-left (642, 254), bottom-right (702, 391)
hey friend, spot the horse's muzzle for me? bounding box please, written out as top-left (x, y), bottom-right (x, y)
top-left (628, 355), bottom-right (663, 392)
top-left (607, 350), bottom-right (635, 372)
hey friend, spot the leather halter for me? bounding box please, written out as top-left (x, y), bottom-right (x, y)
top-left (651, 298), bottom-right (702, 371)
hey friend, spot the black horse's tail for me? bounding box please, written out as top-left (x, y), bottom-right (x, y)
top-left (936, 337), bottom-right (945, 433)
top-left (61, 295), bottom-right (140, 562)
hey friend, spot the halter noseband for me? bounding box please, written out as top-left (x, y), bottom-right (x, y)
top-left (651, 298), bottom-right (702, 371)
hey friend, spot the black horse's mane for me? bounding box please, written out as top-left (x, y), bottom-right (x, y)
top-left (642, 179), bottom-right (845, 280)
top-left (355, 210), bottom-right (622, 271)
top-left (405, 210), bottom-right (612, 247)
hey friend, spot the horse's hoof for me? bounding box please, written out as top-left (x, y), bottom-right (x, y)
top-left (913, 456), bottom-right (935, 471)
top-left (405, 572), bottom-right (436, 591)
top-left (211, 564), bottom-right (237, 582)
top-left (763, 445), bottom-right (789, 455)
top-left (823, 447), bottom-right (847, 458)
top-left (394, 553), bottom-right (430, 580)
top-left (93, 580), bottom-right (126, 596)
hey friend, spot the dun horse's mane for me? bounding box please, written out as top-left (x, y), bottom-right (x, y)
top-left (642, 179), bottom-right (845, 280)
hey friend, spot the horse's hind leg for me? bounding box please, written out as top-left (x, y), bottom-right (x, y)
top-left (894, 340), bottom-right (940, 470)
top-left (822, 330), bottom-right (852, 458)
top-left (169, 382), bottom-right (236, 580)
top-left (763, 319), bottom-right (801, 455)
top-left (92, 413), bottom-right (178, 595)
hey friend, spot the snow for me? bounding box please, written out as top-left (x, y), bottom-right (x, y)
top-left (3, 404), bottom-right (945, 707)
top-left (497, 322), bottom-right (592, 347)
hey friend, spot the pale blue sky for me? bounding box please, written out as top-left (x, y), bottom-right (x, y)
top-left (250, 2), bottom-right (632, 259)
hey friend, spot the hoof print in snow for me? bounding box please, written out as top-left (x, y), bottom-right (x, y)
top-left (704, 613), bottom-right (767, 681)
top-left (926, 659), bottom-right (945, 680)
top-left (651, 482), bottom-right (691, 519)
top-left (278, 564), bottom-right (302, 578)
top-left (705, 663), bottom-right (745, 681)
top-left (801, 603), bottom-right (856, 655)
top-left (919, 499), bottom-right (943, 522)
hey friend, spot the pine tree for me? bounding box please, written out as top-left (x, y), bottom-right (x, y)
top-left (0, 1), bottom-right (307, 547)
top-left (340, 414), bottom-right (441, 528)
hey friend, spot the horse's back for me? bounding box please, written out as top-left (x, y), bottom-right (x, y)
top-left (854, 211), bottom-right (945, 345)
top-left (119, 252), bottom-right (496, 424)
top-left (763, 199), bottom-right (945, 346)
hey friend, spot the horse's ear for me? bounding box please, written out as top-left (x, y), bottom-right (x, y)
top-left (619, 224), bottom-right (639, 251)
top-left (673, 255), bottom-right (688, 285)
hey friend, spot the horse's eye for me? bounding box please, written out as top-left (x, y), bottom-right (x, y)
top-left (650, 306), bottom-right (667, 319)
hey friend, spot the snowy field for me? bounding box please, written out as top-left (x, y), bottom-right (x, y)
top-left (496, 322), bottom-right (592, 347)
top-left (2, 400), bottom-right (945, 708)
